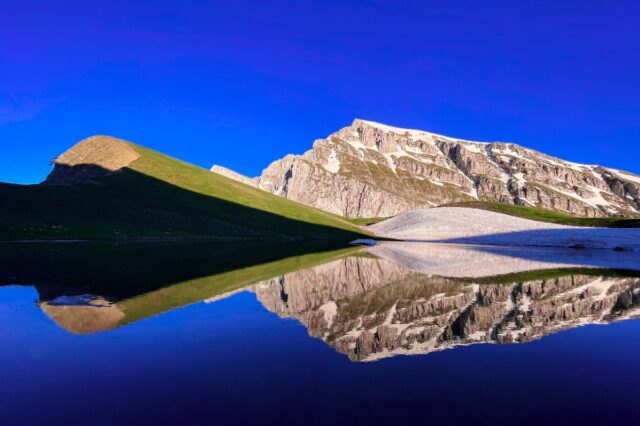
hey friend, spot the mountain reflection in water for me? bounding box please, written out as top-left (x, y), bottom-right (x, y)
top-left (249, 256), bottom-right (640, 361)
top-left (33, 242), bottom-right (640, 362)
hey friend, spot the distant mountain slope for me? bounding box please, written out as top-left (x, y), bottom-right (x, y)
top-left (0, 136), bottom-right (367, 241)
top-left (237, 119), bottom-right (640, 218)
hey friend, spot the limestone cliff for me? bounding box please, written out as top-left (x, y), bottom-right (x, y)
top-left (210, 165), bottom-right (259, 188)
top-left (234, 119), bottom-right (640, 218)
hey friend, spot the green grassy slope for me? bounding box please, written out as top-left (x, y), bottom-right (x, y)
top-left (455, 267), bottom-right (640, 285)
top-left (0, 137), bottom-right (369, 241)
top-left (344, 217), bottom-right (389, 226)
top-left (443, 201), bottom-right (640, 228)
top-left (118, 245), bottom-right (361, 325)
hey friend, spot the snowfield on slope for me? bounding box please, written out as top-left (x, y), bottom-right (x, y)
top-left (367, 207), bottom-right (640, 251)
top-left (366, 242), bottom-right (640, 277)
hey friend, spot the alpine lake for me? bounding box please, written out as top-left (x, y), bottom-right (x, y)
top-left (2, 240), bottom-right (640, 425)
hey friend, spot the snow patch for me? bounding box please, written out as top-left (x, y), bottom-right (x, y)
top-left (551, 185), bottom-right (614, 209)
top-left (319, 301), bottom-right (338, 327)
top-left (366, 207), bottom-right (640, 253)
top-left (323, 148), bottom-right (341, 173)
top-left (404, 145), bottom-right (426, 154)
top-left (382, 152), bottom-right (400, 172)
top-left (491, 145), bottom-right (536, 164)
top-left (366, 241), bottom-right (640, 279)
top-left (617, 171), bottom-right (640, 185)
top-left (519, 295), bottom-right (532, 312)
top-left (461, 143), bottom-right (484, 154)
top-left (542, 156), bottom-right (586, 172)
top-left (513, 172), bottom-right (527, 189)
top-left (356, 119), bottom-right (492, 145)
top-left (485, 145), bottom-right (511, 185)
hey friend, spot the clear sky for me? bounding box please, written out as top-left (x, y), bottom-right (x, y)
top-left (1, 0), bottom-right (639, 184)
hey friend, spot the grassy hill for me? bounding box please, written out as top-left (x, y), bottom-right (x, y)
top-left (0, 136), bottom-right (369, 241)
top-left (344, 217), bottom-right (389, 226)
top-left (443, 201), bottom-right (640, 228)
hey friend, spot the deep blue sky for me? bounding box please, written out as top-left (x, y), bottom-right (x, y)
top-left (1, 0), bottom-right (639, 184)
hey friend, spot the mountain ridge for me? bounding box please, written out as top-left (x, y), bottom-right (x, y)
top-left (213, 119), bottom-right (640, 218)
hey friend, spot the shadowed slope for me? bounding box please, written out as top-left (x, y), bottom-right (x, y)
top-left (0, 241), bottom-right (359, 302)
top-left (0, 136), bottom-right (368, 241)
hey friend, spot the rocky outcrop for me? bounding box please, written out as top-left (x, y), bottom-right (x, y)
top-left (249, 256), bottom-right (640, 361)
top-left (45, 135), bottom-right (140, 185)
top-left (40, 295), bottom-right (125, 334)
top-left (210, 165), bottom-right (259, 188)
top-left (247, 119), bottom-right (640, 218)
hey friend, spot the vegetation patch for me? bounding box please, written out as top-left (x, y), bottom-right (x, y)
top-left (345, 217), bottom-right (390, 226)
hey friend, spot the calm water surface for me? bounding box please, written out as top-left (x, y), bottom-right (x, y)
top-left (2, 242), bottom-right (640, 425)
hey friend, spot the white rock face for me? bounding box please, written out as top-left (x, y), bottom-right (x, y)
top-left (248, 119), bottom-right (640, 218)
top-left (210, 165), bottom-right (259, 188)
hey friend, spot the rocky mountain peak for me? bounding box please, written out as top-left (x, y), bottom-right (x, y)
top-left (249, 120), bottom-right (640, 218)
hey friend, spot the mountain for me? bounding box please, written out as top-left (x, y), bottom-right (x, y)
top-left (214, 119), bottom-right (640, 218)
top-left (0, 136), bottom-right (367, 241)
